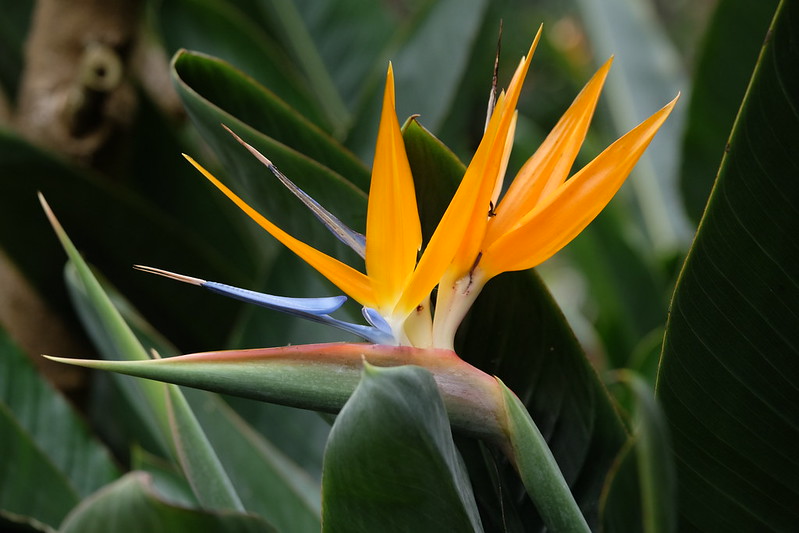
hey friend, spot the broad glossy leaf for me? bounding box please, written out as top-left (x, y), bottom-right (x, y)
top-left (0, 327), bottom-right (119, 499)
top-left (172, 50), bottom-right (369, 189)
top-left (158, 0), bottom-right (329, 129)
top-left (573, 0), bottom-right (690, 251)
top-left (171, 51), bottom-right (369, 264)
top-left (322, 364), bottom-right (483, 533)
top-left (64, 257), bottom-right (323, 532)
top-left (0, 403), bottom-right (79, 528)
top-left (657, 1), bottom-right (799, 529)
top-left (679, 0), bottom-right (778, 223)
top-left (59, 472), bottom-right (275, 533)
top-left (403, 118), bottom-right (628, 530)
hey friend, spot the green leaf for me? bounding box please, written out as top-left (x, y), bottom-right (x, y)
top-left (171, 51), bottom-right (370, 266)
top-left (602, 371), bottom-right (676, 533)
top-left (0, 331), bottom-right (98, 528)
top-left (657, 1), bottom-right (799, 529)
top-left (573, 0), bottom-right (690, 251)
top-left (403, 116), bottom-right (629, 530)
top-left (158, 0), bottom-right (330, 129)
top-left (401, 118), bottom-right (462, 244)
top-left (344, 0), bottom-right (490, 158)
top-left (131, 446), bottom-right (198, 509)
top-left (165, 384), bottom-right (244, 512)
top-left (321, 364), bottom-right (483, 533)
top-left (41, 200), bottom-right (172, 454)
top-left (0, 327), bottom-right (119, 498)
top-left (499, 380), bottom-right (590, 533)
top-left (0, 404), bottom-right (79, 528)
top-left (280, 0), bottom-right (405, 112)
top-left (172, 50), bottom-right (370, 191)
top-left (64, 257), bottom-right (323, 532)
top-left (221, 396), bottom-right (330, 483)
top-left (251, 1), bottom-right (351, 136)
top-left (181, 388), bottom-right (322, 533)
top-left (59, 472), bottom-right (275, 533)
top-left (679, 0), bottom-right (778, 222)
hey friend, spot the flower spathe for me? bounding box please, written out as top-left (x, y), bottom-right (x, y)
top-left (180, 26), bottom-right (677, 350)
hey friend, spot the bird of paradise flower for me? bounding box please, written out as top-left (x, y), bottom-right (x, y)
top-left (138, 27), bottom-right (676, 353)
top-left (41, 27), bottom-right (679, 531)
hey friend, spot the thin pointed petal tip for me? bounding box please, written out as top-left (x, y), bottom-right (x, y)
top-left (133, 265), bottom-right (205, 286)
top-left (223, 124), bottom-right (277, 169)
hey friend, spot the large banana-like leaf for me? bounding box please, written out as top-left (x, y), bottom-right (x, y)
top-left (658, 1), bottom-right (799, 529)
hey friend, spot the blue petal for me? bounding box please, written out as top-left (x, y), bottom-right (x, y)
top-left (134, 265), bottom-right (394, 344)
top-left (362, 307), bottom-right (392, 335)
top-left (320, 316), bottom-right (396, 345)
top-left (203, 281), bottom-right (346, 315)
top-left (224, 125), bottom-right (366, 258)
top-left (203, 281), bottom-right (394, 344)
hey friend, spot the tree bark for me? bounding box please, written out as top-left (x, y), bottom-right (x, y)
top-left (15, 0), bottom-right (142, 168)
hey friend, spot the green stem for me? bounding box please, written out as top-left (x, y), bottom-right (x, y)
top-left (498, 380), bottom-right (590, 533)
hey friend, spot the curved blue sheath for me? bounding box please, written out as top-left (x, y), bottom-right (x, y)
top-left (362, 307), bottom-right (393, 336)
top-left (202, 282), bottom-right (394, 345)
top-left (202, 281), bottom-right (346, 315)
top-left (134, 266), bottom-right (394, 344)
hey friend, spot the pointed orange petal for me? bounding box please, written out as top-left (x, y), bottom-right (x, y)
top-left (396, 28), bottom-right (542, 316)
top-left (449, 28), bottom-right (542, 271)
top-left (184, 155), bottom-right (376, 307)
top-left (490, 111), bottom-right (518, 208)
top-left (485, 57), bottom-right (613, 244)
top-left (365, 64), bottom-right (422, 313)
top-left (480, 95), bottom-right (679, 277)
